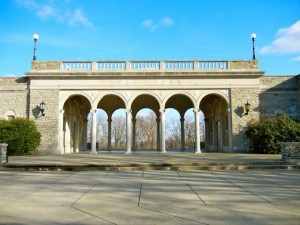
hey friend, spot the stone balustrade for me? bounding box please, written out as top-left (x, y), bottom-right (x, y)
top-left (0, 143), bottom-right (8, 164)
top-left (281, 142), bottom-right (300, 161)
top-left (30, 60), bottom-right (259, 72)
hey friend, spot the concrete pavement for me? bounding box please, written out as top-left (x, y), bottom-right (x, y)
top-left (0, 169), bottom-right (299, 225)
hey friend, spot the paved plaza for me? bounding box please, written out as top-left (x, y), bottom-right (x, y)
top-left (0, 164), bottom-right (299, 224)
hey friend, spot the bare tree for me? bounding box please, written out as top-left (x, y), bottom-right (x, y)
top-left (135, 111), bottom-right (157, 149)
top-left (111, 115), bottom-right (126, 149)
top-left (97, 113), bottom-right (108, 149)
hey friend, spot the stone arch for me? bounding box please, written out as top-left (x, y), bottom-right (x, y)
top-left (59, 91), bottom-right (93, 110)
top-left (164, 93), bottom-right (195, 151)
top-left (163, 92), bottom-right (196, 111)
top-left (62, 94), bottom-right (91, 153)
top-left (130, 94), bottom-right (161, 152)
top-left (127, 92), bottom-right (161, 113)
top-left (200, 93), bottom-right (229, 152)
top-left (96, 94), bottom-right (127, 151)
top-left (130, 93), bottom-right (161, 117)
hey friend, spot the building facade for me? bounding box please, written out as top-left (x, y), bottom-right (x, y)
top-left (0, 60), bottom-right (299, 154)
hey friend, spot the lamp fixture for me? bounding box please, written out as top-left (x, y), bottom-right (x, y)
top-left (245, 101), bottom-right (250, 115)
top-left (33, 34), bottom-right (39, 61)
top-left (40, 101), bottom-right (46, 116)
top-left (251, 33), bottom-right (256, 60)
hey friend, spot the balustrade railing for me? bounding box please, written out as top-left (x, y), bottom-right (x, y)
top-left (97, 61), bottom-right (126, 71)
top-left (61, 60), bottom-right (229, 72)
top-left (63, 62), bottom-right (92, 70)
top-left (130, 61), bottom-right (160, 70)
top-left (165, 61), bottom-right (194, 70)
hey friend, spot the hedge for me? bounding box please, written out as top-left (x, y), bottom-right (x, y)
top-left (0, 118), bottom-right (41, 156)
top-left (246, 115), bottom-right (300, 154)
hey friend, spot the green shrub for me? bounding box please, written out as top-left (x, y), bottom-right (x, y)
top-left (0, 118), bottom-right (41, 156)
top-left (246, 115), bottom-right (300, 154)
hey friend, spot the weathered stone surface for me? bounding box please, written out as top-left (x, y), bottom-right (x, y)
top-left (0, 60), bottom-right (299, 154)
top-left (29, 88), bottom-right (60, 154)
top-left (281, 142), bottom-right (300, 160)
top-left (31, 61), bottom-right (60, 71)
top-left (229, 60), bottom-right (259, 70)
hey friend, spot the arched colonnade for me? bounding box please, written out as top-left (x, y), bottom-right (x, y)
top-left (58, 90), bottom-right (231, 154)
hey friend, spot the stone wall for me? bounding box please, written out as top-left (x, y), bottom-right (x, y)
top-left (229, 60), bottom-right (259, 70)
top-left (260, 76), bottom-right (299, 120)
top-left (29, 88), bottom-right (60, 154)
top-left (31, 61), bottom-right (61, 71)
top-left (281, 142), bottom-right (300, 161)
top-left (230, 88), bottom-right (260, 152)
top-left (0, 77), bottom-right (28, 119)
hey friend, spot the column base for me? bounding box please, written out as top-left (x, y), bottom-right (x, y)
top-left (195, 150), bottom-right (202, 154)
top-left (161, 150), bottom-right (167, 153)
top-left (90, 151), bottom-right (98, 155)
top-left (125, 151), bottom-right (132, 154)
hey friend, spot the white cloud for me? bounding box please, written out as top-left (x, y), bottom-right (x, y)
top-left (142, 16), bottom-right (174, 32)
top-left (291, 55), bottom-right (300, 61)
top-left (16, 0), bottom-right (93, 28)
top-left (142, 19), bottom-right (157, 32)
top-left (37, 5), bottom-right (55, 20)
top-left (260, 20), bottom-right (300, 54)
top-left (160, 16), bottom-right (174, 27)
top-left (68, 9), bottom-right (93, 28)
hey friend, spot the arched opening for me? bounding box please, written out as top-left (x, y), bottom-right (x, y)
top-left (165, 94), bottom-right (195, 152)
top-left (135, 108), bottom-right (157, 151)
top-left (96, 94), bottom-right (126, 152)
top-left (63, 95), bottom-right (91, 153)
top-left (200, 94), bottom-right (229, 152)
top-left (131, 94), bottom-right (160, 151)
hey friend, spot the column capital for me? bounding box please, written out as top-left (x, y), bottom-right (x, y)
top-left (90, 109), bottom-right (97, 113)
top-left (159, 108), bottom-right (165, 113)
top-left (193, 108), bottom-right (200, 113)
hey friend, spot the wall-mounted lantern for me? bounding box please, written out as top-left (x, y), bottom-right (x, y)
top-left (245, 101), bottom-right (250, 115)
top-left (40, 101), bottom-right (46, 116)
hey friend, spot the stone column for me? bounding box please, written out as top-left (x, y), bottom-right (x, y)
top-left (227, 105), bottom-right (233, 152)
top-left (58, 110), bottom-right (64, 154)
top-left (90, 109), bottom-right (97, 154)
top-left (83, 119), bottom-right (88, 151)
top-left (126, 109), bottom-right (132, 154)
top-left (160, 109), bottom-right (166, 153)
top-left (194, 109), bottom-right (201, 153)
top-left (180, 117), bottom-right (185, 151)
top-left (156, 118), bottom-right (161, 151)
top-left (74, 116), bottom-right (80, 153)
top-left (107, 116), bottom-right (112, 151)
top-left (132, 118), bottom-right (136, 151)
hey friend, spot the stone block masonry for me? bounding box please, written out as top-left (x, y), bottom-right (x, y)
top-left (29, 89), bottom-right (60, 154)
top-left (281, 142), bottom-right (300, 161)
top-left (0, 78), bottom-right (28, 119)
top-left (230, 88), bottom-right (260, 152)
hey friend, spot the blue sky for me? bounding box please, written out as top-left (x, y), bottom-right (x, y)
top-left (0, 0), bottom-right (299, 77)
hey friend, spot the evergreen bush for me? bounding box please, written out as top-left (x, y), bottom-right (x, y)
top-left (0, 118), bottom-right (41, 156)
top-left (246, 115), bottom-right (300, 154)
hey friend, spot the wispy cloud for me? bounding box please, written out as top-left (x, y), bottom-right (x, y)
top-left (68, 9), bottom-right (93, 28)
top-left (160, 16), bottom-right (174, 27)
top-left (16, 0), bottom-right (93, 28)
top-left (259, 20), bottom-right (300, 54)
top-left (142, 16), bottom-right (174, 32)
top-left (291, 55), bottom-right (300, 61)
